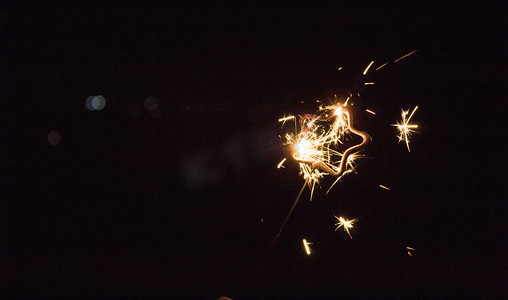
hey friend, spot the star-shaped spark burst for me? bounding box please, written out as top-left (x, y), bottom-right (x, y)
top-left (392, 106), bottom-right (418, 152)
top-left (279, 102), bottom-right (371, 200)
top-left (334, 216), bottom-right (358, 239)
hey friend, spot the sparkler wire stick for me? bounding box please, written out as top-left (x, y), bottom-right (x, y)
top-left (267, 182), bottom-right (307, 253)
top-left (245, 182), bottom-right (307, 290)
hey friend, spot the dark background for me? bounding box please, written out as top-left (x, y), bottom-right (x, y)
top-left (1, 1), bottom-right (505, 298)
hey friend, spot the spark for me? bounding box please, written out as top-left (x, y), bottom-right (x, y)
top-left (277, 158), bottom-right (287, 169)
top-left (334, 216), bottom-right (358, 239)
top-left (394, 50), bottom-right (418, 63)
top-left (364, 82), bottom-right (375, 85)
top-left (406, 246), bottom-right (416, 251)
top-left (366, 109), bottom-right (376, 115)
top-left (278, 115), bottom-right (295, 128)
top-left (379, 184), bottom-right (390, 190)
top-left (338, 66), bottom-right (343, 71)
top-left (376, 62), bottom-right (389, 71)
top-left (392, 106), bottom-right (419, 152)
top-left (302, 239), bottom-right (313, 255)
top-left (363, 60), bottom-right (375, 75)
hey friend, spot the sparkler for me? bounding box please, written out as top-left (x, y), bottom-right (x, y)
top-left (269, 100), bottom-right (371, 260)
top-left (252, 57), bottom-right (422, 289)
top-left (392, 106), bottom-right (419, 152)
top-left (334, 216), bottom-right (358, 239)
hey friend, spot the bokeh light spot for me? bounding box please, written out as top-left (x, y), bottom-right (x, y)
top-left (47, 130), bottom-right (61, 146)
top-left (143, 96), bottom-right (159, 112)
top-left (91, 95), bottom-right (106, 110)
top-left (85, 96), bottom-right (94, 110)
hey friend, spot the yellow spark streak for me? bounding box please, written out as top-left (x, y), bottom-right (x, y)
top-left (278, 115), bottom-right (295, 124)
top-left (366, 109), bottom-right (376, 115)
top-left (280, 114), bottom-right (297, 134)
top-left (334, 216), bottom-right (358, 239)
top-left (364, 82), bottom-right (375, 85)
top-left (406, 246), bottom-right (416, 251)
top-left (278, 116), bottom-right (295, 122)
top-left (379, 184), bottom-right (390, 190)
top-left (363, 60), bottom-right (375, 75)
top-left (392, 106), bottom-right (419, 152)
top-left (277, 158), bottom-right (287, 169)
top-left (338, 66), bottom-right (343, 71)
top-left (394, 50), bottom-right (418, 63)
top-left (302, 239), bottom-right (312, 255)
top-left (376, 62), bottom-right (389, 71)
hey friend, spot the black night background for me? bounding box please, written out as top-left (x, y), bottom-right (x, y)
top-left (1, 2), bottom-right (505, 298)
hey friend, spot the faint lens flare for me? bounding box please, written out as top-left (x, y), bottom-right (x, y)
top-left (279, 102), bottom-right (371, 200)
top-left (334, 216), bottom-right (358, 239)
top-left (302, 239), bottom-right (313, 255)
top-left (392, 106), bottom-right (419, 152)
